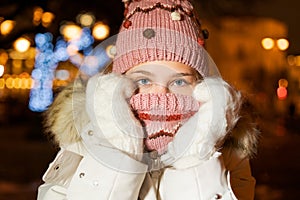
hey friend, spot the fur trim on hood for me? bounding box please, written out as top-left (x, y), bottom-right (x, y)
top-left (43, 79), bottom-right (89, 147)
top-left (43, 79), bottom-right (260, 158)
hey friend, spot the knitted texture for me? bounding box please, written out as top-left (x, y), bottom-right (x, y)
top-left (112, 0), bottom-right (208, 77)
top-left (130, 93), bottom-right (200, 154)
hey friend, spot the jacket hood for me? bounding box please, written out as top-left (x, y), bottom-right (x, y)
top-left (43, 79), bottom-right (260, 158)
top-left (43, 79), bottom-right (89, 147)
top-left (222, 98), bottom-right (260, 158)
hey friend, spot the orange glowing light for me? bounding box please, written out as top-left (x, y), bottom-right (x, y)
top-left (277, 86), bottom-right (287, 100)
top-left (61, 24), bottom-right (82, 41)
top-left (42, 12), bottom-right (55, 27)
top-left (277, 38), bottom-right (289, 51)
top-left (33, 7), bottom-right (43, 24)
top-left (278, 79), bottom-right (288, 88)
top-left (5, 77), bottom-right (13, 89)
top-left (0, 51), bottom-right (8, 65)
top-left (261, 38), bottom-right (274, 50)
top-left (287, 55), bottom-right (296, 66)
top-left (92, 22), bottom-right (110, 40)
top-left (14, 37), bottom-right (31, 52)
top-left (0, 20), bottom-right (15, 35)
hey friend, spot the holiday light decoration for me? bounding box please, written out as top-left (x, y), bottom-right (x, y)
top-left (29, 25), bottom-right (111, 112)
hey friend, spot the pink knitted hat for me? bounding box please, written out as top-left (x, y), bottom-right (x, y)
top-left (112, 0), bottom-right (209, 77)
top-left (130, 93), bottom-right (200, 154)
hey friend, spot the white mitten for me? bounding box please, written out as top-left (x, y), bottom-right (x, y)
top-left (162, 77), bottom-right (241, 169)
top-left (84, 73), bottom-right (144, 162)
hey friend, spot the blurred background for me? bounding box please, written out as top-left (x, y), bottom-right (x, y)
top-left (0, 0), bottom-right (299, 199)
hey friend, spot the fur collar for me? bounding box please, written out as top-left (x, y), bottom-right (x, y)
top-left (44, 80), bottom-right (259, 158)
top-left (43, 80), bottom-right (89, 147)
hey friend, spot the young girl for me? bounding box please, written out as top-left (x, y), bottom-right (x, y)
top-left (37, 0), bottom-right (259, 199)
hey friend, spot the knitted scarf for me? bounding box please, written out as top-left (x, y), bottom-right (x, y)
top-left (130, 93), bottom-right (200, 155)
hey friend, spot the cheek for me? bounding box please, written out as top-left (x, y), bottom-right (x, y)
top-left (137, 84), bottom-right (195, 95)
top-left (137, 87), bottom-right (148, 94)
top-left (137, 85), bottom-right (155, 94)
top-left (170, 87), bottom-right (194, 96)
top-left (138, 84), bottom-right (169, 94)
top-left (169, 83), bottom-right (195, 96)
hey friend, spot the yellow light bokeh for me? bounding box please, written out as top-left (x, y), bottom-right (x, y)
top-left (261, 38), bottom-right (274, 50)
top-left (14, 37), bottom-right (31, 53)
top-left (0, 65), bottom-right (4, 77)
top-left (0, 51), bottom-right (9, 65)
top-left (33, 7), bottom-right (44, 24)
top-left (92, 22), bottom-right (110, 40)
top-left (60, 24), bottom-right (82, 41)
top-left (287, 55), bottom-right (300, 66)
top-left (79, 13), bottom-right (95, 27)
top-left (277, 38), bottom-right (289, 51)
top-left (0, 20), bottom-right (15, 35)
top-left (278, 78), bottom-right (288, 87)
top-left (0, 72), bottom-right (34, 89)
top-left (42, 12), bottom-right (55, 27)
top-left (5, 77), bottom-right (13, 89)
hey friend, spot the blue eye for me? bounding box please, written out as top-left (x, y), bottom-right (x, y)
top-left (172, 79), bottom-right (187, 86)
top-left (136, 78), bottom-right (150, 85)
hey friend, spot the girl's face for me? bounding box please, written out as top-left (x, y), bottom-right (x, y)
top-left (125, 61), bottom-right (198, 96)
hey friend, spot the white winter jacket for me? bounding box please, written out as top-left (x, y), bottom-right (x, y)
top-left (37, 140), bottom-right (254, 200)
top-left (37, 78), bottom-right (258, 200)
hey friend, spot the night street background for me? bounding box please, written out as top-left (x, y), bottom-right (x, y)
top-left (1, 0), bottom-right (300, 199)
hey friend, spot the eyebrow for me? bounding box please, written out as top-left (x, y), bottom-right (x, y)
top-left (172, 73), bottom-right (194, 77)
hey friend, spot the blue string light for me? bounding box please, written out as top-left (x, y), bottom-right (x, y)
top-left (29, 27), bottom-right (111, 112)
top-left (29, 33), bottom-right (56, 112)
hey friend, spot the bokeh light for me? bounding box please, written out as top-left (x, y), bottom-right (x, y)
top-left (277, 38), bottom-right (289, 51)
top-left (92, 22), bottom-right (110, 40)
top-left (278, 78), bottom-right (288, 88)
top-left (0, 51), bottom-right (8, 65)
top-left (106, 45), bottom-right (116, 58)
top-left (42, 12), bottom-right (55, 27)
top-left (78, 13), bottom-right (95, 27)
top-left (30, 32), bottom-right (56, 112)
top-left (14, 37), bottom-right (31, 52)
top-left (60, 24), bottom-right (82, 41)
top-left (0, 65), bottom-right (4, 77)
top-left (277, 86), bottom-right (287, 100)
top-left (33, 7), bottom-right (43, 25)
top-left (0, 20), bottom-right (15, 35)
top-left (261, 37), bottom-right (274, 50)
top-left (287, 55), bottom-right (300, 66)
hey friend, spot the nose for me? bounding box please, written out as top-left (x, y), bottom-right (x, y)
top-left (153, 84), bottom-right (169, 93)
top-left (141, 83), bottom-right (169, 94)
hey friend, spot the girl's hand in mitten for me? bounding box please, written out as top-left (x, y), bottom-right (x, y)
top-left (162, 77), bottom-right (241, 169)
top-left (84, 73), bottom-right (144, 162)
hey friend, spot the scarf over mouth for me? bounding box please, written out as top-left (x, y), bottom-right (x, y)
top-left (130, 93), bottom-right (200, 155)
